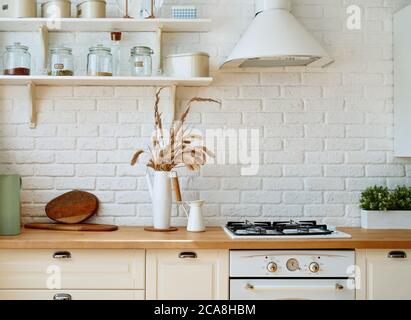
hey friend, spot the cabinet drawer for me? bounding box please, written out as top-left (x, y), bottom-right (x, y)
top-left (0, 249), bottom-right (145, 290)
top-left (146, 249), bottom-right (229, 300)
top-left (366, 249), bottom-right (411, 300)
top-left (0, 290), bottom-right (145, 300)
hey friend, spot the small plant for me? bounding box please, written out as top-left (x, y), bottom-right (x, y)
top-left (360, 185), bottom-right (411, 211)
top-left (390, 186), bottom-right (411, 211)
top-left (360, 186), bottom-right (392, 211)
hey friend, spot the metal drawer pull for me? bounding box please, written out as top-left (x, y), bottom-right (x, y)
top-left (179, 252), bottom-right (197, 259)
top-left (245, 283), bottom-right (345, 291)
top-left (53, 251), bottom-right (72, 259)
top-left (388, 251), bottom-right (407, 259)
top-left (53, 293), bottom-right (72, 301)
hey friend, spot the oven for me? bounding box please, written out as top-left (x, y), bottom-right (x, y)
top-left (229, 250), bottom-right (356, 300)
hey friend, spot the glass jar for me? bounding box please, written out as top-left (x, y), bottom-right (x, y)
top-left (48, 47), bottom-right (74, 76)
top-left (2, 43), bottom-right (31, 76)
top-left (87, 45), bottom-right (113, 77)
top-left (130, 46), bottom-right (153, 77)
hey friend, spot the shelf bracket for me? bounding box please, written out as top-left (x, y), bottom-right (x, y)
top-left (27, 81), bottom-right (37, 129)
top-left (171, 85), bottom-right (177, 121)
top-left (155, 26), bottom-right (163, 75)
top-left (38, 25), bottom-right (49, 75)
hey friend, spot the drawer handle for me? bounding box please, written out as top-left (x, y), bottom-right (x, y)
top-left (53, 293), bottom-right (72, 301)
top-left (53, 251), bottom-right (72, 259)
top-left (388, 251), bottom-right (407, 259)
top-left (179, 252), bottom-right (197, 259)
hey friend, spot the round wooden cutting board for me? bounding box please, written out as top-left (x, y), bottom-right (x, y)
top-left (46, 190), bottom-right (99, 224)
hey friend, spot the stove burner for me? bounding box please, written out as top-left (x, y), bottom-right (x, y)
top-left (226, 220), bottom-right (334, 237)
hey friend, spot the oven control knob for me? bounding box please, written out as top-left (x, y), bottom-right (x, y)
top-left (286, 258), bottom-right (299, 272)
top-left (309, 262), bottom-right (320, 273)
top-left (267, 262), bottom-right (278, 273)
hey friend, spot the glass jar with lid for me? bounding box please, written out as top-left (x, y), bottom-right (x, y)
top-left (130, 46), bottom-right (153, 77)
top-left (87, 45), bottom-right (113, 77)
top-left (48, 47), bottom-right (74, 76)
top-left (2, 43), bottom-right (31, 76)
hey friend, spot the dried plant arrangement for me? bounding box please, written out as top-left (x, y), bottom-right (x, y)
top-left (131, 87), bottom-right (220, 172)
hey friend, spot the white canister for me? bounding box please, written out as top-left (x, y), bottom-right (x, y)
top-left (165, 52), bottom-right (210, 78)
top-left (41, 0), bottom-right (72, 18)
top-left (77, 0), bottom-right (106, 18)
top-left (0, 0), bottom-right (36, 18)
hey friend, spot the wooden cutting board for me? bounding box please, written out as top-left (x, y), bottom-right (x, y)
top-left (25, 223), bottom-right (118, 232)
top-left (46, 190), bottom-right (99, 224)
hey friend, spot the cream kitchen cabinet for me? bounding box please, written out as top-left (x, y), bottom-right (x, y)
top-left (356, 249), bottom-right (411, 300)
top-left (0, 290), bottom-right (145, 300)
top-left (0, 249), bottom-right (145, 300)
top-left (146, 249), bottom-right (229, 300)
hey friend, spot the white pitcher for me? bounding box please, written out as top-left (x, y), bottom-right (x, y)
top-left (146, 171), bottom-right (172, 230)
top-left (182, 200), bottom-right (206, 233)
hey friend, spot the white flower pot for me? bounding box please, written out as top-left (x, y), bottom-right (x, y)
top-left (361, 210), bottom-right (411, 229)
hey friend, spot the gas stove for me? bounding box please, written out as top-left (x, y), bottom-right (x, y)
top-left (224, 220), bottom-right (351, 239)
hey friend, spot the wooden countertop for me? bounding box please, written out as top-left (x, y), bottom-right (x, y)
top-left (1, 227), bottom-right (411, 249)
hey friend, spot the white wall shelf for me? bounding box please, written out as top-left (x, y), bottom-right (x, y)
top-left (0, 18), bottom-right (212, 33)
top-left (0, 18), bottom-right (213, 129)
top-left (0, 75), bottom-right (213, 87)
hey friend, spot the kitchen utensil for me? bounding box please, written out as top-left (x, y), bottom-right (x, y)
top-left (0, 175), bottom-right (21, 236)
top-left (146, 171), bottom-right (172, 230)
top-left (0, 0), bottom-right (36, 18)
top-left (77, 0), bottom-right (106, 18)
top-left (111, 32), bottom-right (122, 76)
top-left (25, 223), bottom-right (117, 232)
top-left (181, 200), bottom-right (206, 233)
top-left (116, 0), bottom-right (141, 18)
top-left (171, 172), bottom-right (182, 203)
top-left (46, 190), bottom-right (99, 224)
top-left (41, 0), bottom-right (72, 18)
top-left (165, 52), bottom-right (209, 78)
top-left (140, 0), bottom-right (163, 19)
top-left (2, 43), bottom-right (31, 76)
top-left (130, 46), bottom-right (153, 76)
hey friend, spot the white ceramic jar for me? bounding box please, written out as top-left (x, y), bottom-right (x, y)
top-left (0, 0), bottom-right (36, 18)
top-left (165, 52), bottom-right (210, 78)
top-left (77, 0), bottom-right (106, 18)
top-left (41, 0), bottom-right (72, 18)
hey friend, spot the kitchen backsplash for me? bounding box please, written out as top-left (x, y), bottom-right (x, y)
top-left (1, 0), bottom-right (410, 227)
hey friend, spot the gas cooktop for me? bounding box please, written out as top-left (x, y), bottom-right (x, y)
top-left (224, 220), bottom-right (352, 239)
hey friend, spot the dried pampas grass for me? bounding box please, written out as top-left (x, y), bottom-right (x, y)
top-left (131, 88), bottom-right (220, 172)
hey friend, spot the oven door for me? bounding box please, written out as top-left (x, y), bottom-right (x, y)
top-left (230, 279), bottom-right (355, 300)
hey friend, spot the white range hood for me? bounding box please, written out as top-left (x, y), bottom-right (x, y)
top-left (221, 0), bottom-right (333, 69)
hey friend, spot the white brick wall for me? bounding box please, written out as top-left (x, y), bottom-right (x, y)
top-left (0, 0), bottom-right (410, 227)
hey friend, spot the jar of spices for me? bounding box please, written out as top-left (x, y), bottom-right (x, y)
top-left (48, 47), bottom-right (74, 76)
top-left (87, 45), bottom-right (113, 77)
top-left (2, 43), bottom-right (31, 76)
top-left (130, 46), bottom-right (153, 77)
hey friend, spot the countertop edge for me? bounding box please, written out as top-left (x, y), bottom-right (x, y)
top-left (1, 227), bottom-right (411, 250)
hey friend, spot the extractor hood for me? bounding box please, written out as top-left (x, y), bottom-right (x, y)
top-left (221, 0), bottom-right (333, 69)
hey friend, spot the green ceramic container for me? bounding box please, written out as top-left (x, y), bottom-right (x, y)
top-left (0, 175), bottom-right (21, 236)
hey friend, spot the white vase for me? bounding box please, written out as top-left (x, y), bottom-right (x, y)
top-left (361, 210), bottom-right (411, 229)
top-left (146, 171), bottom-right (172, 230)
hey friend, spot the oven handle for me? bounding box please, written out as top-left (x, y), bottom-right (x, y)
top-left (245, 283), bottom-right (345, 291)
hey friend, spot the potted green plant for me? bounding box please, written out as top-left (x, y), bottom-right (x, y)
top-left (360, 185), bottom-right (411, 229)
